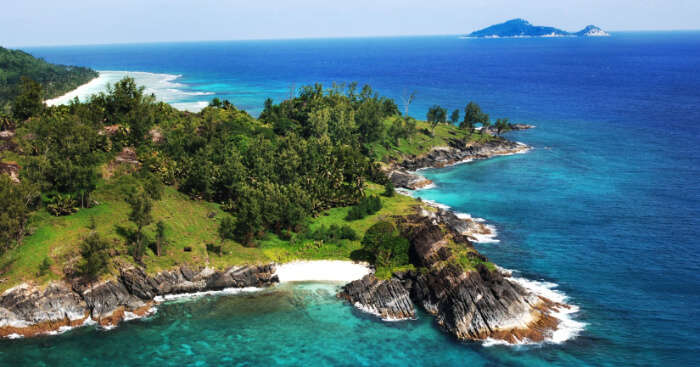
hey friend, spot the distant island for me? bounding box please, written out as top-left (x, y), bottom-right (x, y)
top-left (464, 18), bottom-right (609, 38)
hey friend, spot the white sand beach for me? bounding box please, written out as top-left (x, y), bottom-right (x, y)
top-left (45, 70), bottom-right (213, 112)
top-left (275, 260), bottom-right (372, 283)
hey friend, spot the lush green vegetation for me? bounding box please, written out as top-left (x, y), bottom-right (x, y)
top-left (359, 220), bottom-right (410, 275)
top-left (0, 46), bottom-right (98, 111)
top-left (0, 73), bottom-right (508, 290)
top-left (346, 195), bottom-right (382, 220)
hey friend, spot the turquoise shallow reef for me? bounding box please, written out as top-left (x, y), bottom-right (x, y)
top-left (0, 283), bottom-right (592, 366)
top-left (6, 32), bottom-right (699, 366)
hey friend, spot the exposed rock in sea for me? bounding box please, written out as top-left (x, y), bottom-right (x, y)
top-left (0, 264), bottom-right (278, 337)
top-left (75, 279), bottom-right (144, 323)
top-left (0, 282), bottom-right (89, 337)
top-left (387, 138), bottom-right (530, 190)
top-left (509, 123), bottom-right (535, 130)
top-left (388, 169), bottom-right (433, 190)
top-left (400, 138), bottom-right (530, 172)
top-left (340, 210), bottom-right (566, 344)
top-left (339, 274), bottom-right (415, 320)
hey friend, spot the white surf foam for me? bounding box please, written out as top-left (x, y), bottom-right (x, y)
top-left (352, 302), bottom-right (416, 322)
top-left (45, 70), bottom-right (214, 112)
top-left (413, 182), bottom-right (436, 191)
top-left (122, 306), bottom-right (158, 322)
top-left (153, 287), bottom-right (263, 302)
top-left (481, 275), bottom-right (586, 347)
top-left (468, 224), bottom-right (500, 244)
top-left (45, 325), bottom-right (76, 336)
top-left (407, 197), bottom-right (500, 244)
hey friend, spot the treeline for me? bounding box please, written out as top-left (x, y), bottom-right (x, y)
top-left (2, 78), bottom-right (381, 253)
top-left (427, 102), bottom-right (512, 135)
top-left (0, 46), bottom-right (98, 110)
top-left (0, 75), bottom-right (513, 271)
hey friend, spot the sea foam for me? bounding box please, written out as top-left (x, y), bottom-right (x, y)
top-left (45, 70), bottom-right (214, 112)
top-left (153, 287), bottom-right (264, 303)
top-left (482, 272), bottom-right (586, 347)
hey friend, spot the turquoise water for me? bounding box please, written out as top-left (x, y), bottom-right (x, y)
top-left (8, 33), bottom-right (700, 365)
top-left (0, 284), bottom-right (590, 366)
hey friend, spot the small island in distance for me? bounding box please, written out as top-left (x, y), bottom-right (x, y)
top-left (464, 18), bottom-right (610, 38)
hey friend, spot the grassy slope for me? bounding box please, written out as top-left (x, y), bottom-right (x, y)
top-left (0, 121), bottom-right (498, 291)
top-left (370, 118), bottom-right (494, 163)
top-left (0, 180), bottom-right (421, 291)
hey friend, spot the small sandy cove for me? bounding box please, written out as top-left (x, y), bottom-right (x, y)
top-left (275, 261), bottom-right (371, 283)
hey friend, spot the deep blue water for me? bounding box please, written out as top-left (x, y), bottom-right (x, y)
top-left (7, 33), bottom-right (700, 366)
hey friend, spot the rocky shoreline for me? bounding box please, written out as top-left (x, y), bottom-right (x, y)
top-left (388, 137), bottom-right (531, 190)
top-left (339, 206), bottom-right (570, 344)
top-left (341, 135), bottom-right (575, 344)
top-left (0, 264), bottom-right (277, 338)
top-left (0, 134), bottom-right (572, 345)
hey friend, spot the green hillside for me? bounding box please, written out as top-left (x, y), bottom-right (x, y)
top-left (0, 46), bottom-right (98, 110)
top-left (0, 77), bottom-right (502, 291)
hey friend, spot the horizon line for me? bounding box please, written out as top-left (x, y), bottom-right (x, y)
top-left (7, 29), bottom-right (700, 49)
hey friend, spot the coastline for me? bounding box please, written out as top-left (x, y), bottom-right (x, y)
top-left (45, 75), bottom-right (103, 105)
top-left (0, 131), bottom-right (583, 347)
top-left (45, 70), bottom-right (213, 112)
top-left (391, 138), bottom-right (531, 244)
top-left (379, 136), bottom-right (585, 345)
top-left (0, 260), bottom-right (372, 339)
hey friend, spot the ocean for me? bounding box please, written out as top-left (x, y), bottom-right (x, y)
top-left (3, 32), bottom-right (699, 366)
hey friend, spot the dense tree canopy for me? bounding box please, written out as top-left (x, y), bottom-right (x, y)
top-left (361, 221), bottom-right (410, 268)
top-left (0, 46), bottom-right (97, 110)
top-left (0, 176), bottom-right (38, 252)
top-left (12, 77), bottom-right (44, 121)
top-left (0, 75), bottom-right (508, 261)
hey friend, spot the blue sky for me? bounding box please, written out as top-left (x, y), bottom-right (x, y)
top-left (2, 0), bottom-right (699, 46)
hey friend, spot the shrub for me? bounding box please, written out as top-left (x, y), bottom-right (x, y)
top-left (279, 229), bottom-right (293, 241)
top-left (38, 257), bottom-right (52, 276)
top-left (345, 195), bottom-right (382, 221)
top-left (206, 243), bottom-right (222, 255)
top-left (47, 193), bottom-right (79, 216)
top-left (383, 181), bottom-right (395, 197)
top-left (361, 221), bottom-right (410, 268)
top-left (218, 215), bottom-right (236, 241)
top-left (339, 225), bottom-right (357, 240)
top-left (299, 224), bottom-right (357, 244)
top-left (79, 232), bottom-right (109, 279)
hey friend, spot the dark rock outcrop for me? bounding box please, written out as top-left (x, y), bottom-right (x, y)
top-left (509, 123), bottom-right (535, 130)
top-left (76, 280), bottom-right (144, 321)
top-left (387, 138), bottom-right (530, 190)
top-left (340, 211), bottom-right (564, 344)
top-left (0, 282), bottom-right (88, 331)
top-left (339, 275), bottom-right (415, 320)
top-left (388, 170), bottom-right (433, 190)
top-left (0, 263), bottom-right (278, 337)
top-left (400, 138), bottom-right (529, 172)
top-left (409, 262), bottom-right (546, 341)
